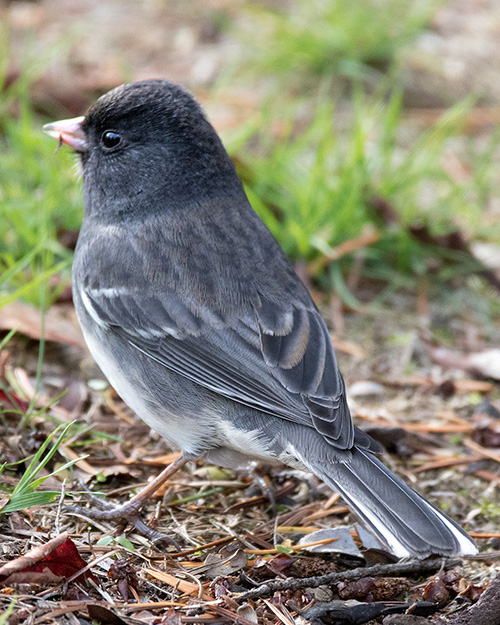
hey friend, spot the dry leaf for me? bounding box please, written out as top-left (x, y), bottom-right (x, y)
top-left (0, 302), bottom-right (86, 349)
top-left (423, 576), bottom-right (449, 606)
top-left (0, 533), bottom-right (94, 586)
top-left (299, 527), bottom-right (361, 557)
top-left (202, 545), bottom-right (248, 579)
top-left (237, 603), bottom-right (259, 624)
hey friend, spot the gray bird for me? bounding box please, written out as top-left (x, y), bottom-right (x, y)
top-left (44, 80), bottom-right (476, 558)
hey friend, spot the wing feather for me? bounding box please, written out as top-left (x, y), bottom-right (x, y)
top-left (82, 285), bottom-right (357, 450)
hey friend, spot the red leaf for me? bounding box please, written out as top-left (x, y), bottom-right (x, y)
top-left (0, 536), bottom-right (95, 585)
top-left (24, 538), bottom-right (93, 582)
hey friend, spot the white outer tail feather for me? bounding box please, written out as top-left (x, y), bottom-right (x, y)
top-left (294, 446), bottom-right (477, 558)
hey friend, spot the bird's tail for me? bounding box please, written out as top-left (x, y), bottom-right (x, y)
top-left (302, 447), bottom-right (476, 558)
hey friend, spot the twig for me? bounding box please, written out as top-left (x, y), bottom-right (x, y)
top-left (144, 567), bottom-right (211, 600)
top-left (166, 536), bottom-right (235, 559)
top-left (55, 478), bottom-right (66, 536)
top-left (234, 557), bottom-right (461, 602)
top-left (464, 438), bottom-right (500, 464)
top-left (412, 456), bottom-right (482, 474)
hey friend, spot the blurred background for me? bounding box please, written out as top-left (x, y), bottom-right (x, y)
top-left (2, 0), bottom-right (500, 321)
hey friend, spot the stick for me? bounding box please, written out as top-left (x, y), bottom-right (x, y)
top-left (234, 557), bottom-right (461, 602)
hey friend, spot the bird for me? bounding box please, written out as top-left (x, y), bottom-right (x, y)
top-left (43, 80), bottom-right (476, 558)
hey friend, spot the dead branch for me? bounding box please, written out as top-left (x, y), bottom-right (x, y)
top-left (234, 557), bottom-right (461, 602)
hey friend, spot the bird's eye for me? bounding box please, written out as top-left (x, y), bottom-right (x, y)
top-left (101, 130), bottom-right (122, 149)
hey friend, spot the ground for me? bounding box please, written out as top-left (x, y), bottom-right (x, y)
top-left (0, 1), bottom-right (500, 624)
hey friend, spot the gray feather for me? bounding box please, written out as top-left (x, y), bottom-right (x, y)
top-left (75, 202), bottom-right (357, 451)
top-left (300, 446), bottom-right (477, 557)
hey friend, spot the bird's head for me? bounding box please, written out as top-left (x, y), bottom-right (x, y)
top-left (44, 80), bottom-right (240, 221)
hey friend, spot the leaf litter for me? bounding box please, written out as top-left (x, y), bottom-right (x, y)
top-left (0, 293), bottom-right (499, 625)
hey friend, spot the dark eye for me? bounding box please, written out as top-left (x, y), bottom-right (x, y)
top-left (101, 130), bottom-right (122, 149)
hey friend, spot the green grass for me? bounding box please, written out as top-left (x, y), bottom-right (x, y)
top-left (0, 33), bottom-right (84, 309)
top-left (0, 421), bottom-right (81, 514)
top-left (0, 600), bottom-right (17, 624)
top-left (0, 94), bottom-right (83, 308)
top-left (236, 0), bottom-right (442, 83)
top-left (225, 87), bottom-right (500, 302)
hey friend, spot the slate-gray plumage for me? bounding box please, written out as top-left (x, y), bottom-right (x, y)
top-left (44, 80), bottom-right (476, 558)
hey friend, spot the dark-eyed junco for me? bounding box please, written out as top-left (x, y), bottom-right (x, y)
top-left (44, 80), bottom-right (476, 558)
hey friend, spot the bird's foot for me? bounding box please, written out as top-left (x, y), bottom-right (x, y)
top-left (251, 473), bottom-right (277, 510)
top-left (64, 451), bottom-right (191, 548)
top-left (65, 492), bottom-right (180, 548)
top-left (240, 463), bottom-right (280, 513)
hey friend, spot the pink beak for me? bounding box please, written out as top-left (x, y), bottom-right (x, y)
top-left (43, 116), bottom-right (88, 152)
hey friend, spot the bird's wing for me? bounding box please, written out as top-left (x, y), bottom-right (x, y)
top-left (81, 282), bottom-right (363, 451)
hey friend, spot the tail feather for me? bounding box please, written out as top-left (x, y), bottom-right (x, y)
top-left (302, 447), bottom-right (476, 558)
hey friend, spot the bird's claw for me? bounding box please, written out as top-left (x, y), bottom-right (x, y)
top-left (65, 499), bottom-right (180, 548)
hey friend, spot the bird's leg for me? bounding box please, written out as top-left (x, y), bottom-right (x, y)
top-left (65, 452), bottom-right (190, 546)
top-left (241, 462), bottom-right (279, 512)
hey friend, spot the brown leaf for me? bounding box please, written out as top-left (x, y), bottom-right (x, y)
top-left (423, 576), bottom-right (449, 606)
top-left (202, 545), bottom-right (248, 579)
top-left (0, 302), bottom-right (87, 349)
top-left (455, 577), bottom-right (488, 603)
top-left (236, 603), bottom-right (259, 624)
top-left (266, 553), bottom-right (295, 575)
top-left (460, 582), bottom-right (486, 603)
top-left (108, 558), bottom-right (139, 602)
